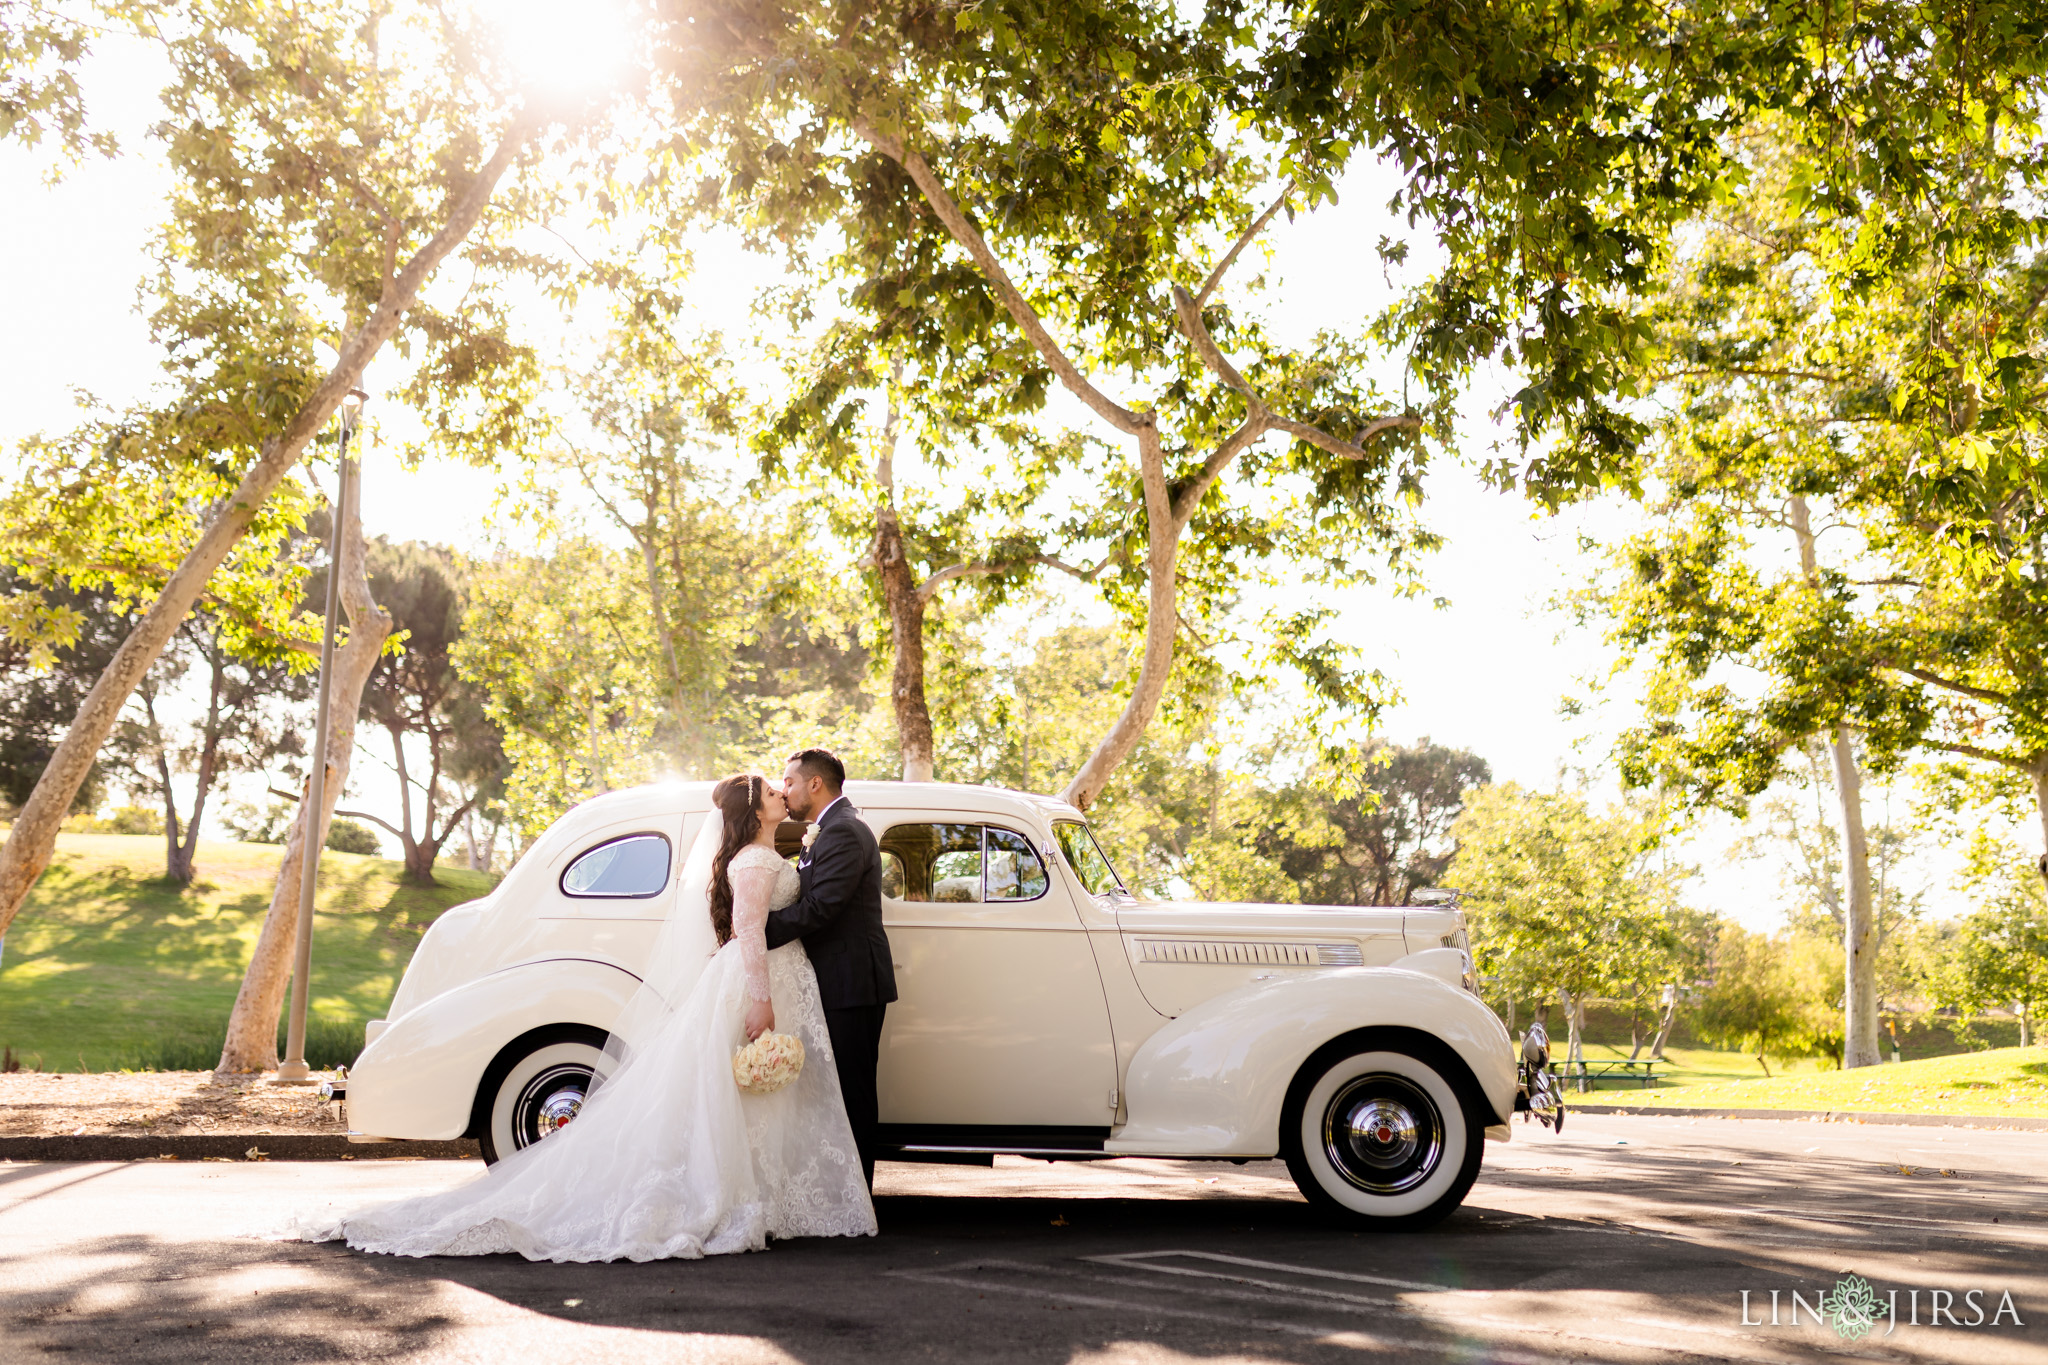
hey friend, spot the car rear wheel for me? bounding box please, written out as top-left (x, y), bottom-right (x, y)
top-left (1281, 1042), bottom-right (1484, 1229)
top-left (475, 1025), bottom-right (608, 1164)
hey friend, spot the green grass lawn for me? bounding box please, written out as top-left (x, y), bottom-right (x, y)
top-left (0, 832), bottom-right (495, 1072)
top-left (1598, 1047), bottom-right (2048, 1118)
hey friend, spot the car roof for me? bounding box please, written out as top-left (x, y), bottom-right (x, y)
top-left (845, 780), bottom-right (1086, 826)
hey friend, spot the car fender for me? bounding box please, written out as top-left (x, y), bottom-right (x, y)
top-left (346, 957), bottom-right (639, 1141)
top-left (1105, 968), bottom-right (1515, 1158)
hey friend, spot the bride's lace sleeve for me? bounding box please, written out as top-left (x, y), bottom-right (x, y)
top-left (728, 854), bottom-right (780, 1003)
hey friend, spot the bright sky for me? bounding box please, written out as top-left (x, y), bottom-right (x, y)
top-left (0, 21), bottom-right (1970, 931)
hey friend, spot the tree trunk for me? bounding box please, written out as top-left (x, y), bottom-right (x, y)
top-left (1062, 428), bottom-right (1181, 810)
top-left (1648, 986), bottom-right (1679, 1060)
top-left (216, 467), bottom-right (393, 1076)
top-left (874, 504), bottom-right (936, 783)
top-left (1789, 497), bottom-right (1882, 1069)
top-left (2032, 763), bottom-right (2048, 890)
top-left (173, 641), bottom-right (228, 884)
top-left (1827, 724), bottom-right (1882, 1068)
top-left (0, 118), bottom-right (529, 942)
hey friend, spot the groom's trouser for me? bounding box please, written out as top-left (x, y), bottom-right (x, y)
top-left (824, 1004), bottom-right (887, 1188)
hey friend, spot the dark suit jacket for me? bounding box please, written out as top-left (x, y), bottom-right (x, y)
top-left (764, 798), bottom-right (897, 1009)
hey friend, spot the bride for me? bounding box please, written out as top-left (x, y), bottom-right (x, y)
top-left (294, 774), bottom-right (878, 1260)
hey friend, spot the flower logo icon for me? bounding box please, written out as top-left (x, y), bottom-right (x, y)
top-left (1820, 1273), bottom-right (1882, 1340)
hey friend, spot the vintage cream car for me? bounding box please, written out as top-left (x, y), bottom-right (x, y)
top-left (341, 780), bottom-right (1520, 1227)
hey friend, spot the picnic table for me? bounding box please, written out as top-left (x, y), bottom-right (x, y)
top-left (1552, 1058), bottom-right (1663, 1092)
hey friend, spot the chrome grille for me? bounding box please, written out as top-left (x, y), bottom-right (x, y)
top-left (1135, 938), bottom-right (1361, 968)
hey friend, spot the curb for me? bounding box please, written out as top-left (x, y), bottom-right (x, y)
top-left (0, 1134), bottom-right (482, 1162)
top-left (1572, 1104), bottom-right (2048, 1132)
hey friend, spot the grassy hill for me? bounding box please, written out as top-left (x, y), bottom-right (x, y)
top-left (0, 832), bottom-right (495, 1072)
top-left (1606, 1047), bottom-right (2048, 1119)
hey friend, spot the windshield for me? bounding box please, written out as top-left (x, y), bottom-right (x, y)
top-left (1053, 820), bottom-right (1125, 896)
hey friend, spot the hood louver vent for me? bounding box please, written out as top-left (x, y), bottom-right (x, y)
top-left (1135, 939), bottom-right (1362, 968)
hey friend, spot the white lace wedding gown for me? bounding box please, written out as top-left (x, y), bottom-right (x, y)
top-left (295, 844), bottom-right (877, 1260)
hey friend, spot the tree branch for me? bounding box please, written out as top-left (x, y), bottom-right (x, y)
top-left (1172, 412), bottom-right (1272, 527)
top-left (1195, 181), bottom-right (1293, 309)
top-left (1034, 550), bottom-right (1124, 582)
top-left (1171, 284), bottom-right (1256, 397)
top-left (1269, 411), bottom-right (1423, 460)
top-left (1918, 739), bottom-right (2031, 770)
top-left (849, 112), bottom-right (1149, 437)
top-left (333, 807), bottom-right (406, 839)
top-left (914, 560), bottom-right (1011, 602)
top-left (1892, 664), bottom-right (2013, 706)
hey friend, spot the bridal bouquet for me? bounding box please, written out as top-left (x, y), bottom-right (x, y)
top-left (733, 1031), bottom-right (805, 1095)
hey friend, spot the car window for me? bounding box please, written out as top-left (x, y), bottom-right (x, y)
top-left (561, 833), bottom-right (672, 898)
top-left (879, 822), bottom-right (982, 902)
top-left (878, 822), bottom-right (1048, 903)
top-left (1053, 820), bottom-right (1124, 895)
top-left (985, 828), bottom-right (1049, 901)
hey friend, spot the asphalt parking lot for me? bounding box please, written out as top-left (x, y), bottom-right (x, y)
top-left (3, 1114), bottom-right (2044, 1364)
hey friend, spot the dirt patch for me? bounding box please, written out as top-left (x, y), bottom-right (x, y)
top-left (0, 1070), bottom-right (346, 1137)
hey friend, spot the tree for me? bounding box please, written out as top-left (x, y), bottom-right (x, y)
top-left (1446, 784), bottom-right (1680, 1068)
top-left (1584, 71), bottom-right (2048, 1066)
top-left (1929, 834), bottom-right (2048, 1049)
top-left (347, 539), bottom-right (503, 885)
top-left (454, 539), bottom-right (662, 840)
top-left (216, 452), bottom-right (393, 1075)
top-left (0, 0), bottom-right (113, 159)
top-left (657, 2), bottom-right (1434, 810)
top-left (540, 319), bottom-right (792, 778)
top-left (1693, 921), bottom-right (1841, 1077)
top-left (109, 611), bottom-right (311, 883)
top-left (1255, 740), bottom-right (1491, 906)
top-left (0, 576), bottom-right (127, 818)
top-left (0, 0), bottom-right (545, 940)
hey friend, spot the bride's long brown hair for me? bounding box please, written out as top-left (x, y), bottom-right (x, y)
top-left (708, 774), bottom-right (768, 946)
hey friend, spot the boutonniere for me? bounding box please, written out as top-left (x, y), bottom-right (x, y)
top-left (801, 823), bottom-right (820, 852)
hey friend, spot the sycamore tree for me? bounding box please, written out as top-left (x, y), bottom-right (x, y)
top-left (216, 442), bottom-right (394, 1074)
top-left (1587, 27), bottom-right (2048, 1066)
top-left (1445, 783), bottom-right (1681, 1067)
top-left (0, 0), bottom-right (556, 941)
top-left (654, 1), bottom-right (1451, 810)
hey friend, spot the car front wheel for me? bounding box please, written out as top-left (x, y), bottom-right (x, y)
top-left (1281, 1040), bottom-right (1484, 1229)
top-left (475, 1025), bottom-right (609, 1164)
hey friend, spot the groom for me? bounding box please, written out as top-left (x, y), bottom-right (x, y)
top-left (765, 748), bottom-right (895, 1187)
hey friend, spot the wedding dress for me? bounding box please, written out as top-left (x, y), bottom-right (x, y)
top-left (294, 838), bottom-right (877, 1261)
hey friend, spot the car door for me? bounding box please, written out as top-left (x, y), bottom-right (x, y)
top-left (872, 817), bottom-right (1119, 1129)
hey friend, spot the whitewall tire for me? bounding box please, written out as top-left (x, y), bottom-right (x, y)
top-left (1282, 1041), bottom-right (1484, 1229)
top-left (476, 1026), bottom-right (608, 1164)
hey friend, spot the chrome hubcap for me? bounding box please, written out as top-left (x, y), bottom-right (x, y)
top-left (537, 1089), bottom-right (583, 1136)
top-left (513, 1062), bottom-right (593, 1149)
top-left (1323, 1074), bottom-right (1444, 1194)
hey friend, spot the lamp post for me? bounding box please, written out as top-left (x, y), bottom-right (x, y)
top-left (275, 388), bottom-right (367, 1085)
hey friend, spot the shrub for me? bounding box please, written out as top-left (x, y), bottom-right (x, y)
top-left (324, 819), bottom-right (381, 855)
top-left (86, 805), bottom-right (166, 836)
